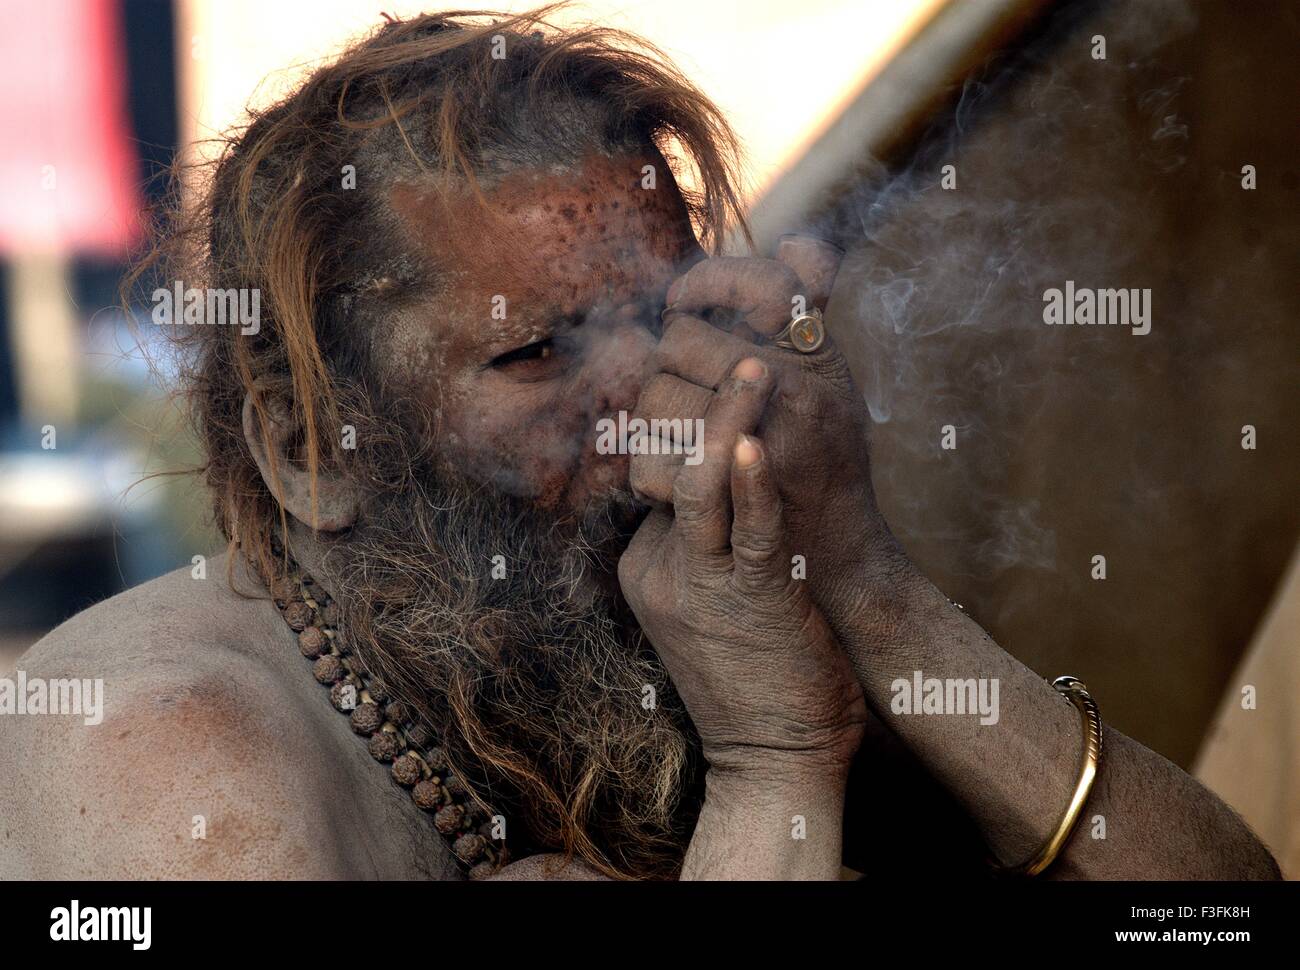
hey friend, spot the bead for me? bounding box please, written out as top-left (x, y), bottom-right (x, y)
top-left (312, 655), bottom-right (343, 684)
top-left (391, 753), bottom-right (422, 787)
top-left (297, 626), bottom-right (327, 658)
top-left (283, 601), bottom-right (314, 632)
top-left (434, 804), bottom-right (464, 835)
top-left (329, 677), bottom-right (360, 712)
top-left (404, 723), bottom-right (432, 749)
top-left (453, 834), bottom-right (487, 864)
top-left (384, 700), bottom-right (411, 726)
top-left (411, 779), bottom-right (443, 811)
top-left (368, 731), bottom-right (402, 763)
top-left (350, 702), bottom-right (384, 735)
top-left (273, 564), bottom-right (520, 880)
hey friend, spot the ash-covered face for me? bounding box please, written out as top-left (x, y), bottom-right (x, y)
top-left (324, 151), bottom-right (707, 876)
top-left (380, 151), bottom-right (704, 516)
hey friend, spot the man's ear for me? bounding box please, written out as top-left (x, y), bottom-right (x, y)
top-left (241, 391), bottom-right (361, 532)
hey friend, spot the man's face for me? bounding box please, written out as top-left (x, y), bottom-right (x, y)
top-left (326, 153), bottom-right (707, 875)
top-left (381, 150), bottom-right (704, 516)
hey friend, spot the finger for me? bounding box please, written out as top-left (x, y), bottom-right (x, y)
top-left (664, 257), bottom-right (805, 337)
top-left (775, 234), bottom-right (844, 310)
top-left (617, 506), bottom-right (674, 606)
top-left (659, 303), bottom-right (853, 396)
top-left (629, 452), bottom-right (680, 507)
top-left (627, 373), bottom-right (712, 505)
top-left (729, 434), bottom-right (790, 593)
top-left (655, 312), bottom-right (773, 389)
top-left (671, 358), bottom-right (775, 558)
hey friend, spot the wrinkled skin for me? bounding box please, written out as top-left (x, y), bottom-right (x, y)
top-left (625, 244), bottom-right (1280, 881)
top-left (629, 252), bottom-right (910, 646)
top-left (617, 357), bottom-right (866, 777)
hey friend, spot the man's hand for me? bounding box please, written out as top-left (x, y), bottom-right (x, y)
top-left (629, 247), bottom-right (1283, 882)
top-left (618, 357), bottom-right (866, 782)
top-left (631, 246), bottom-right (916, 668)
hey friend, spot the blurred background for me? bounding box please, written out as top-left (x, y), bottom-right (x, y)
top-left (0, 0), bottom-right (1297, 868)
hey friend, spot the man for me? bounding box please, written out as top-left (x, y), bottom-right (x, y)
top-left (0, 10), bottom-right (1278, 881)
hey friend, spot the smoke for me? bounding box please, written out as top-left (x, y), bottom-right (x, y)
top-left (808, 0), bottom-right (1200, 584)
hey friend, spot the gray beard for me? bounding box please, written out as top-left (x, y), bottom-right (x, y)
top-left (325, 473), bottom-right (702, 877)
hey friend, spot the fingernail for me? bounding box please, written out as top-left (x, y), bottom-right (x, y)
top-left (666, 278), bottom-right (684, 305)
top-left (733, 357), bottom-right (766, 383)
top-left (734, 434), bottom-right (762, 468)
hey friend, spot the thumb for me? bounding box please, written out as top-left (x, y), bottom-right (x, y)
top-left (729, 434), bottom-right (789, 592)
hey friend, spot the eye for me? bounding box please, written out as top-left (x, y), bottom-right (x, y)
top-left (490, 338), bottom-right (556, 367)
top-left (487, 314), bottom-right (585, 373)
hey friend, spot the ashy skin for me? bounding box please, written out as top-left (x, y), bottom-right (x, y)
top-left (618, 370), bottom-right (867, 880)
top-left (0, 150), bottom-right (1279, 880)
top-left (377, 151), bottom-right (703, 514)
top-left (626, 252), bottom-right (1282, 880)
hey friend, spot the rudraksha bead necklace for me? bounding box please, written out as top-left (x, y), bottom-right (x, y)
top-left (267, 555), bottom-right (508, 878)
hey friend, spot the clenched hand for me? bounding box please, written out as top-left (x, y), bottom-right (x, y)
top-left (617, 357), bottom-right (867, 783)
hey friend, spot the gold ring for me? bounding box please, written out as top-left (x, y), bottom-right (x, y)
top-left (771, 308), bottom-right (825, 353)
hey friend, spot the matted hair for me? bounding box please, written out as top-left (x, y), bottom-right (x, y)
top-left (127, 3), bottom-right (749, 582)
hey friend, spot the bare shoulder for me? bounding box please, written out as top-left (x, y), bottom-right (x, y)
top-left (15, 551), bottom-right (290, 678)
top-left (0, 554), bottom-right (363, 879)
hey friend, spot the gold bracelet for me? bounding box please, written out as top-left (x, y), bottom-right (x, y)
top-left (991, 676), bottom-right (1103, 877)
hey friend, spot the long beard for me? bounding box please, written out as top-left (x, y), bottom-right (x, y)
top-left (325, 471), bottom-right (702, 879)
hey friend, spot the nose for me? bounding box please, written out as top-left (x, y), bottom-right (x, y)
top-left (581, 309), bottom-right (658, 416)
